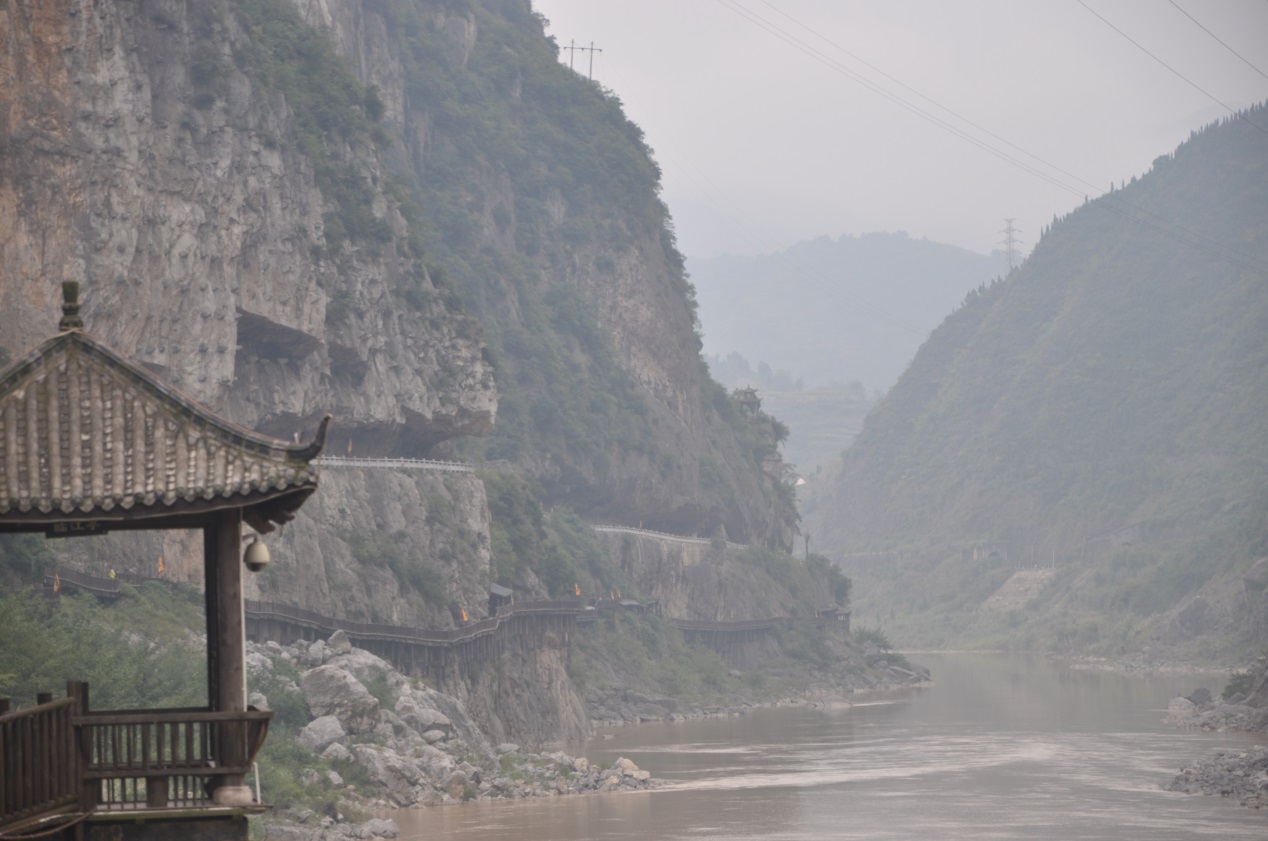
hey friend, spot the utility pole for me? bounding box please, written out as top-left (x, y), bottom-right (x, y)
top-left (1000, 218), bottom-right (1023, 273)
top-left (561, 39), bottom-right (602, 80)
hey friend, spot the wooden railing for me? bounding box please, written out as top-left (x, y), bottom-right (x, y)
top-left (0, 696), bottom-right (79, 830)
top-left (77, 706), bottom-right (271, 811)
top-left (244, 598), bottom-right (582, 647)
top-left (0, 683), bottom-right (271, 834)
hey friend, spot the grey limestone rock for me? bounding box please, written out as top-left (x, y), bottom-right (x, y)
top-left (350, 745), bottom-right (425, 807)
top-left (299, 715), bottom-right (346, 753)
top-left (328, 630), bottom-right (353, 653)
top-left (1166, 695), bottom-right (1198, 722)
top-left (301, 665), bottom-right (381, 734)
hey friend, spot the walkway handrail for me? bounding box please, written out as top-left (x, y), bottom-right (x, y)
top-left (48, 570), bottom-right (845, 653)
top-left (244, 598), bottom-right (582, 648)
top-left (314, 455), bottom-right (474, 473)
top-left (591, 524), bottom-right (746, 551)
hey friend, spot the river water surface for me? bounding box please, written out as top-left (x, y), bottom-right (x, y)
top-left (390, 653), bottom-right (1266, 839)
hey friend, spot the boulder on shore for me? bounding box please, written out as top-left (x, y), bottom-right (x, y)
top-left (1167, 748), bottom-right (1268, 809)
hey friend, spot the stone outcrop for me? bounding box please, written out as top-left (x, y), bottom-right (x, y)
top-left (439, 616), bottom-right (590, 745)
top-left (247, 636), bottom-right (656, 831)
top-left (277, 0), bottom-right (798, 549)
top-left (1166, 684), bottom-right (1268, 733)
top-left (596, 531), bottom-right (831, 621)
top-left (0, 0), bottom-right (495, 449)
top-left (47, 466), bottom-right (495, 630)
top-left (298, 715), bottom-right (346, 753)
top-left (301, 666), bottom-right (381, 734)
top-left (256, 467), bottom-right (495, 628)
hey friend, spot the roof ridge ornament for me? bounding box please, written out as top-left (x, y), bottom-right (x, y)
top-left (59, 280), bottom-right (84, 331)
top-left (287, 414), bottom-right (332, 462)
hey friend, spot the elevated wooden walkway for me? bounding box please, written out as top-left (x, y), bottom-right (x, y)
top-left (41, 569), bottom-right (848, 686)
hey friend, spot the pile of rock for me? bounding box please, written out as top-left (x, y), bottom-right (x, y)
top-left (486, 746), bottom-right (654, 797)
top-left (247, 632), bottom-right (656, 838)
top-left (264, 816), bottom-right (401, 841)
top-left (1167, 748), bottom-right (1268, 809)
top-left (1165, 688), bottom-right (1268, 732)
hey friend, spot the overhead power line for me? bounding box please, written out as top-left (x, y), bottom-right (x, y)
top-left (1076, 0), bottom-right (1268, 137)
top-left (1166, 0), bottom-right (1268, 82)
top-left (709, 0), bottom-right (1268, 278)
top-left (748, 0), bottom-right (1268, 275)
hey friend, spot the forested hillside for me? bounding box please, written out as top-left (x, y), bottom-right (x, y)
top-left (808, 106), bottom-right (1268, 659)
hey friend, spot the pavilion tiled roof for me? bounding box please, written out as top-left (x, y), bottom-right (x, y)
top-left (0, 283), bottom-right (328, 532)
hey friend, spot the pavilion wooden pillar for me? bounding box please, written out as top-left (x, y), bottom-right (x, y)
top-left (209, 509), bottom-right (252, 806)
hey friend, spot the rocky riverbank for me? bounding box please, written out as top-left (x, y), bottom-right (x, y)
top-left (248, 633), bottom-right (656, 840)
top-left (246, 620), bottom-right (929, 838)
top-left (1166, 748), bottom-right (1268, 809)
top-left (583, 639), bottom-right (931, 727)
top-left (1162, 670), bottom-right (1268, 812)
top-left (583, 649), bottom-right (933, 730)
top-left (1165, 689), bottom-right (1268, 733)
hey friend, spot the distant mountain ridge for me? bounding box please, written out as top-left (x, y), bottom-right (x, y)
top-left (807, 105), bottom-right (1268, 658)
top-left (689, 232), bottom-right (1006, 390)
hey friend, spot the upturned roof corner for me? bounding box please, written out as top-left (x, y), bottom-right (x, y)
top-left (0, 282), bottom-right (330, 534)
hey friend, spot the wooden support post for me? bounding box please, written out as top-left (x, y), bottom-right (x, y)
top-left (204, 525), bottom-right (221, 713)
top-left (68, 681), bottom-right (95, 812)
top-left (209, 510), bottom-right (253, 806)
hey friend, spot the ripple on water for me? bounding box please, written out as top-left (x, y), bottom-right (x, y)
top-left (386, 654), bottom-right (1268, 841)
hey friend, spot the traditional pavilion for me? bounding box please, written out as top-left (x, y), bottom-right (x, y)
top-left (0, 282), bottom-right (328, 840)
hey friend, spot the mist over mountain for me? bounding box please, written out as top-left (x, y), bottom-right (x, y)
top-left (688, 232), bottom-right (1006, 391)
top-left (807, 106), bottom-right (1268, 658)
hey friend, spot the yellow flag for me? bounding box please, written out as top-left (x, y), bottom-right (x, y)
top-left (574, 582), bottom-right (581, 597)
top-left (157, 556), bottom-right (165, 576)
top-left (53, 572), bottom-right (61, 593)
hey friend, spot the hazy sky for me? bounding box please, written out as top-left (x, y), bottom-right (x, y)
top-left (532, 0), bottom-right (1268, 259)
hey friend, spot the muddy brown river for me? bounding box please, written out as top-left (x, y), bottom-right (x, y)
top-left (386, 653), bottom-right (1266, 839)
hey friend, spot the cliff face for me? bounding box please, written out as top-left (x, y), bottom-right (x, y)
top-left (444, 623), bottom-right (589, 744)
top-left (48, 467), bottom-right (494, 629)
top-left (260, 467), bottom-right (494, 626)
top-left (0, 0), bottom-right (802, 739)
top-left (597, 532), bottom-right (833, 622)
top-left (292, 0), bottom-right (798, 549)
top-left (1, 0), bottom-right (796, 549)
top-left (0, 0), bottom-right (496, 449)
